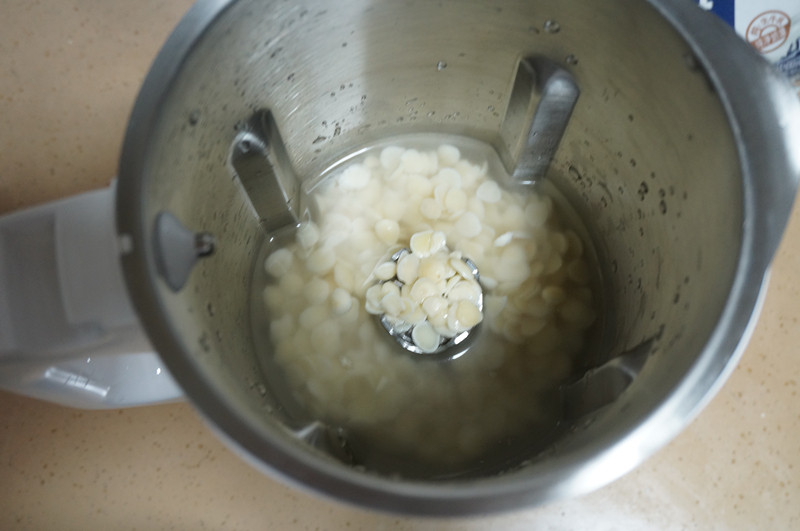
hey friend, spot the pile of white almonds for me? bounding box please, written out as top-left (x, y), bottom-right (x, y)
top-left (365, 229), bottom-right (483, 353)
top-left (260, 138), bottom-right (596, 468)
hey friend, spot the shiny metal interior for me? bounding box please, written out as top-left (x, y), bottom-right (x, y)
top-left (116, 0), bottom-right (800, 515)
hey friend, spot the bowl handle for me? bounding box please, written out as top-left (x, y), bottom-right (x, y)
top-left (0, 184), bottom-right (183, 408)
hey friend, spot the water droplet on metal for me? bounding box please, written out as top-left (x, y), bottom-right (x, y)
top-left (436, 61), bottom-right (447, 71)
top-left (543, 19), bottom-right (561, 33)
top-left (565, 54), bottom-right (578, 65)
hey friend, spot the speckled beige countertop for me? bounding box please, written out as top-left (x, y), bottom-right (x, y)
top-left (1, 1), bottom-right (798, 529)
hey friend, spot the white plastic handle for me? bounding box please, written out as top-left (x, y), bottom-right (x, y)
top-left (0, 184), bottom-right (182, 408)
